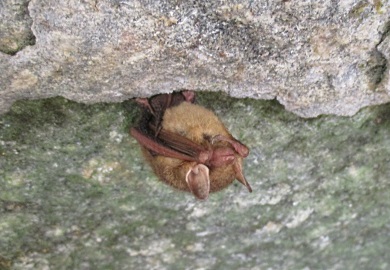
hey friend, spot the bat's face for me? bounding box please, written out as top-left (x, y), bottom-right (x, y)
top-left (131, 91), bottom-right (251, 200)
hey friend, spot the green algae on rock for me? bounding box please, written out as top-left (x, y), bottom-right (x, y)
top-left (1, 94), bottom-right (390, 269)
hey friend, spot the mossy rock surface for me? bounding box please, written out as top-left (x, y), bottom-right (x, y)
top-left (1, 93), bottom-right (390, 269)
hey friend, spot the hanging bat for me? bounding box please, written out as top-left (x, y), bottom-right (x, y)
top-left (130, 91), bottom-right (252, 200)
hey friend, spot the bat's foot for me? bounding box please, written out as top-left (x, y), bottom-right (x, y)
top-left (181, 90), bottom-right (196, 103)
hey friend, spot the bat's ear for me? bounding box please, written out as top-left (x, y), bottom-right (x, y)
top-left (186, 164), bottom-right (210, 200)
top-left (233, 162), bottom-right (252, 193)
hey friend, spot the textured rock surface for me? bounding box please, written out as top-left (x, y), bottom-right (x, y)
top-left (0, 0), bottom-right (35, 55)
top-left (1, 93), bottom-right (390, 269)
top-left (1, 0), bottom-right (390, 117)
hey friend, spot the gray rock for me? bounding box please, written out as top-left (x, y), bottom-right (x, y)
top-left (1, 0), bottom-right (390, 116)
top-left (0, 0), bottom-right (35, 55)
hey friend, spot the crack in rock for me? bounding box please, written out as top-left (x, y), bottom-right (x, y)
top-left (376, 21), bottom-right (390, 91)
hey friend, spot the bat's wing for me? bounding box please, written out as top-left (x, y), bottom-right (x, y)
top-left (156, 128), bottom-right (211, 163)
top-left (130, 127), bottom-right (210, 163)
top-left (131, 128), bottom-right (197, 161)
top-left (131, 127), bottom-right (212, 200)
top-left (136, 91), bottom-right (196, 137)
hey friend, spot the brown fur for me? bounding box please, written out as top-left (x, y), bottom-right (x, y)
top-left (131, 91), bottom-right (251, 199)
top-left (141, 102), bottom-right (243, 193)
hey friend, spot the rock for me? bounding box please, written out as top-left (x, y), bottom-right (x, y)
top-left (0, 0), bottom-right (35, 55)
top-left (0, 0), bottom-right (389, 116)
top-left (1, 94), bottom-right (390, 269)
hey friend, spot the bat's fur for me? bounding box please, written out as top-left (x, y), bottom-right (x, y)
top-left (131, 91), bottom-right (251, 200)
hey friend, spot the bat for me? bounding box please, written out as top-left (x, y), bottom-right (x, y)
top-left (130, 91), bottom-right (252, 200)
